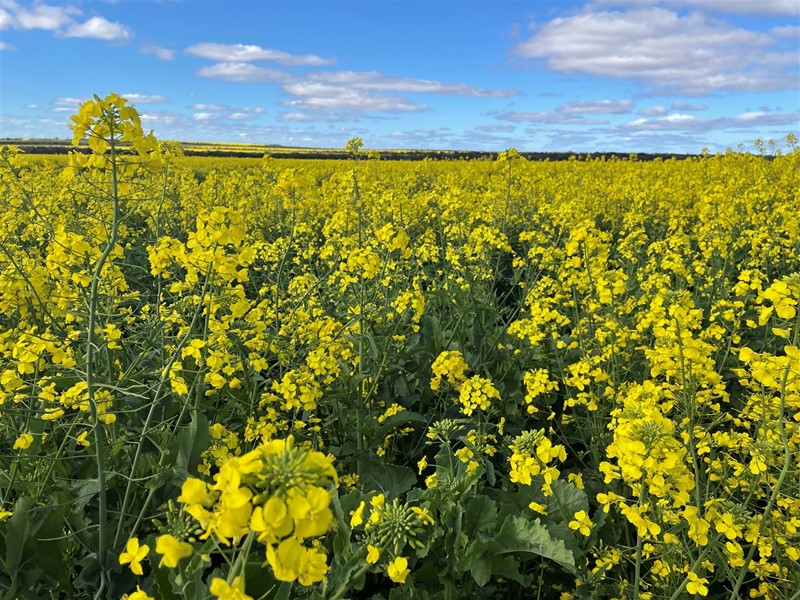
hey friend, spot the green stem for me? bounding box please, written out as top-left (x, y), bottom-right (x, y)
top-left (328, 562), bottom-right (370, 600)
top-left (632, 483), bottom-right (647, 600)
top-left (87, 117), bottom-right (121, 600)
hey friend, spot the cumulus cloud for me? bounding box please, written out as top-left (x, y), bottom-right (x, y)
top-left (188, 43), bottom-right (516, 120)
top-left (274, 72), bottom-right (515, 119)
top-left (0, 2), bottom-right (133, 41)
top-left (196, 62), bottom-right (290, 83)
top-left (141, 44), bottom-right (175, 61)
top-left (186, 42), bottom-right (334, 66)
top-left (195, 63), bottom-right (513, 117)
top-left (516, 8), bottom-right (799, 94)
top-left (16, 2), bottom-right (78, 30)
top-left (308, 71), bottom-right (517, 98)
top-left (283, 82), bottom-right (425, 112)
top-left (63, 16), bottom-right (132, 40)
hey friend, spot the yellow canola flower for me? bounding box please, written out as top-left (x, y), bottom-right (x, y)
top-left (387, 556), bottom-right (411, 584)
top-left (178, 477), bottom-right (214, 506)
top-left (125, 586), bottom-right (154, 600)
top-left (266, 537), bottom-right (328, 586)
top-left (529, 502), bottom-right (548, 515)
top-left (350, 500), bottom-right (366, 528)
top-left (13, 432), bottom-right (33, 450)
top-left (430, 350), bottom-right (469, 391)
top-left (250, 497), bottom-right (293, 544)
top-left (686, 571), bottom-right (709, 596)
top-left (568, 510), bottom-right (592, 537)
top-left (209, 576), bottom-right (252, 600)
top-left (288, 485), bottom-right (332, 539)
top-left (366, 544), bottom-right (381, 564)
top-left (155, 534), bottom-right (193, 568)
top-left (119, 537), bottom-right (149, 575)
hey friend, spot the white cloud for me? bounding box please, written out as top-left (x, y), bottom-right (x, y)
top-left (122, 93), bottom-right (168, 104)
top-left (196, 62), bottom-right (290, 83)
top-left (187, 103), bottom-right (264, 120)
top-left (64, 16), bottom-right (132, 41)
top-left (0, 3), bottom-right (133, 41)
top-left (558, 98), bottom-right (633, 114)
top-left (186, 42), bottom-right (334, 66)
top-left (594, 0), bottom-right (799, 17)
top-left (308, 71), bottom-right (517, 98)
top-left (283, 82), bottom-right (425, 112)
top-left (141, 44), bottom-right (175, 61)
top-left (0, 40), bottom-right (13, 50)
top-left (139, 111), bottom-right (178, 125)
top-left (494, 98), bottom-right (631, 124)
top-left (52, 96), bottom-right (88, 112)
top-left (192, 110), bottom-right (258, 122)
top-left (516, 8), bottom-right (798, 94)
top-left (0, 8), bottom-right (14, 29)
top-left (271, 72), bottom-right (515, 120)
top-left (622, 109), bottom-right (799, 131)
top-left (495, 111), bottom-right (608, 125)
top-left (280, 112), bottom-right (313, 122)
top-left (16, 3), bottom-right (78, 30)
top-left (190, 103), bottom-right (227, 111)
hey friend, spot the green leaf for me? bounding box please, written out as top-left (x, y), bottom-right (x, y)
top-left (493, 514), bottom-right (576, 574)
top-left (462, 495), bottom-right (497, 540)
top-left (1, 497), bottom-right (33, 579)
top-left (273, 582), bottom-right (293, 600)
top-left (469, 548), bottom-right (492, 586)
top-left (72, 477), bottom-right (101, 511)
top-left (359, 456), bottom-right (417, 497)
top-left (547, 480), bottom-right (589, 523)
top-left (173, 409), bottom-right (209, 474)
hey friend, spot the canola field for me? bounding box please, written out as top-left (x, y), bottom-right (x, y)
top-left (1, 94), bottom-right (799, 600)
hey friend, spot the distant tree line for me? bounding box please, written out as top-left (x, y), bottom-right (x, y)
top-left (2, 142), bottom-right (704, 162)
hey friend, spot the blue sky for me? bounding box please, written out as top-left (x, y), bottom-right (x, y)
top-left (0, 0), bottom-right (798, 152)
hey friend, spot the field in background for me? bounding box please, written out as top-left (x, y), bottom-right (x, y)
top-left (1, 137), bottom-right (699, 162)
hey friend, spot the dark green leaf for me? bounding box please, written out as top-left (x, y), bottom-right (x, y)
top-left (359, 456), bottom-right (416, 497)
